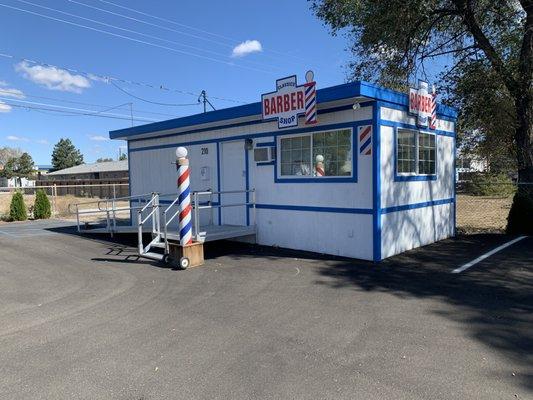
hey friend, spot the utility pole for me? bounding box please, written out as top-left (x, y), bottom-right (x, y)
top-left (198, 90), bottom-right (216, 113)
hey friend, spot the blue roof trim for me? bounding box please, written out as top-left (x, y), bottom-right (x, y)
top-left (110, 80), bottom-right (457, 140)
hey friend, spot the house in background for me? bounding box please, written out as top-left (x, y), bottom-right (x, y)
top-left (39, 160), bottom-right (129, 198)
top-left (0, 165), bottom-right (52, 188)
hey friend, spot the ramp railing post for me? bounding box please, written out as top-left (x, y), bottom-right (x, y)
top-left (252, 188), bottom-right (257, 227)
top-left (52, 184), bottom-right (57, 216)
top-left (193, 192), bottom-right (200, 241)
top-left (76, 204), bottom-right (80, 232)
top-left (151, 193), bottom-right (156, 235)
top-left (137, 211), bottom-right (143, 254)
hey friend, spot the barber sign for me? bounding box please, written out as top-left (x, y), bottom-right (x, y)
top-left (262, 71), bottom-right (317, 129)
top-left (409, 80), bottom-right (437, 129)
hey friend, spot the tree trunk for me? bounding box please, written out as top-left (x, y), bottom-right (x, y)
top-left (507, 92), bottom-right (533, 234)
top-left (515, 94), bottom-right (533, 184)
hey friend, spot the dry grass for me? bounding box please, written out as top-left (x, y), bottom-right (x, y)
top-left (0, 193), bottom-right (130, 223)
top-left (456, 194), bottom-right (513, 233)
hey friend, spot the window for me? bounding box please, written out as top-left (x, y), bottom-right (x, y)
top-left (396, 129), bottom-right (436, 176)
top-left (279, 129), bottom-right (352, 177)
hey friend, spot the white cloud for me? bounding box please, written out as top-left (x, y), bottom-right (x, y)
top-left (231, 40), bottom-right (263, 58)
top-left (15, 61), bottom-right (91, 93)
top-left (0, 102), bottom-right (12, 113)
top-left (35, 139), bottom-right (49, 145)
top-left (0, 81), bottom-right (25, 99)
top-left (89, 135), bottom-right (109, 141)
top-left (6, 135), bottom-right (29, 142)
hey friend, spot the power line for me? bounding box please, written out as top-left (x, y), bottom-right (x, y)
top-left (68, 0), bottom-right (236, 49)
top-left (109, 81), bottom-right (200, 106)
top-left (0, 2), bottom-right (273, 74)
top-left (0, 87), bottom-right (183, 117)
top-left (0, 50), bottom-right (248, 104)
top-left (0, 96), bottom-right (159, 122)
top-left (15, 0), bottom-right (281, 72)
top-left (92, 0), bottom-right (311, 63)
top-left (95, 0), bottom-right (238, 44)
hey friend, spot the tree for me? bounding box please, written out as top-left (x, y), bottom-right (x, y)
top-left (311, 0), bottom-right (533, 233)
top-left (0, 146), bottom-right (21, 166)
top-left (9, 191), bottom-right (27, 221)
top-left (0, 152), bottom-right (35, 186)
top-left (119, 153), bottom-right (127, 161)
top-left (96, 157), bottom-right (113, 163)
top-left (51, 138), bottom-right (84, 171)
top-left (33, 189), bottom-right (51, 219)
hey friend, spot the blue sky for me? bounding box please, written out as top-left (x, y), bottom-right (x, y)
top-left (0, 0), bottom-right (441, 165)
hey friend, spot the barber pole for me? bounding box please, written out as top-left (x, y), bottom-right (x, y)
top-left (304, 70), bottom-right (317, 124)
top-left (429, 87), bottom-right (437, 130)
top-left (176, 147), bottom-right (193, 246)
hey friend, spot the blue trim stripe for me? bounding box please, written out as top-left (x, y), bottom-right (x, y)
top-left (372, 101), bottom-right (382, 262)
top-left (381, 198), bottom-right (454, 214)
top-left (216, 142), bottom-right (221, 225)
top-left (255, 203), bottom-right (373, 214)
top-left (110, 80), bottom-right (457, 140)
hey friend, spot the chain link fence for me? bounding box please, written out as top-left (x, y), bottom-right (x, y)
top-left (455, 181), bottom-right (528, 234)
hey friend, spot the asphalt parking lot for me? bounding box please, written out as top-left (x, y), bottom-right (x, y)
top-left (0, 220), bottom-right (531, 400)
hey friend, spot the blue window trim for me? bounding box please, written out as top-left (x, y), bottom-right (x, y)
top-left (256, 141), bottom-right (276, 147)
top-left (273, 121), bottom-right (368, 184)
top-left (256, 160), bottom-right (275, 166)
top-left (393, 126), bottom-right (438, 182)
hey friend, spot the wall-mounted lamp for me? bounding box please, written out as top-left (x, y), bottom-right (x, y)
top-left (245, 138), bottom-right (254, 150)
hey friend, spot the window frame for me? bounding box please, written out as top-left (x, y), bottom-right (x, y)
top-left (395, 127), bottom-right (438, 181)
top-left (275, 126), bottom-right (356, 183)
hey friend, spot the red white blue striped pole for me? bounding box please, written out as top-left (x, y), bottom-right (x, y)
top-left (304, 70), bottom-right (317, 125)
top-left (430, 85), bottom-right (437, 130)
top-left (176, 146), bottom-right (193, 246)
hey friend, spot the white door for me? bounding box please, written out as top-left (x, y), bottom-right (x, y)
top-left (220, 140), bottom-right (246, 226)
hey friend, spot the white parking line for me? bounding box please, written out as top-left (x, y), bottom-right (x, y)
top-left (452, 236), bottom-right (528, 274)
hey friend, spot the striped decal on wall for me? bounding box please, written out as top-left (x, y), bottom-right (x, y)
top-left (358, 125), bottom-right (372, 155)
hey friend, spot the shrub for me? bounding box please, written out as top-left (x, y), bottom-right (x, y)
top-left (464, 173), bottom-right (516, 197)
top-left (9, 191), bottom-right (27, 221)
top-left (507, 190), bottom-right (533, 235)
top-left (33, 189), bottom-right (51, 219)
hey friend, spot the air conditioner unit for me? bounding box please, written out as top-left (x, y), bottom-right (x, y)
top-left (253, 147), bottom-right (275, 163)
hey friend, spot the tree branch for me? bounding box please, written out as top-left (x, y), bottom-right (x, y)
top-left (452, 0), bottom-right (519, 95)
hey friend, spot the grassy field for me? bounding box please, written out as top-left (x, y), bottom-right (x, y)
top-left (456, 194), bottom-right (513, 233)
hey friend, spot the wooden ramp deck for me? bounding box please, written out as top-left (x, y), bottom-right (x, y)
top-left (82, 224), bottom-right (256, 243)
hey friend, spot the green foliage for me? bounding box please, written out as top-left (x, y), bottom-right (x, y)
top-left (96, 157), bottom-right (113, 163)
top-left (119, 153), bottom-right (127, 161)
top-left (51, 138), bottom-right (84, 171)
top-left (0, 152), bottom-right (35, 185)
top-left (9, 191), bottom-right (27, 221)
top-left (464, 174), bottom-right (516, 197)
top-left (506, 190), bottom-right (533, 235)
top-left (33, 189), bottom-right (51, 219)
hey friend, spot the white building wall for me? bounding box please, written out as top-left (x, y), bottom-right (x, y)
top-left (381, 203), bottom-right (454, 259)
top-left (379, 106), bottom-right (455, 258)
top-left (128, 106), bottom-right (375, 259)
